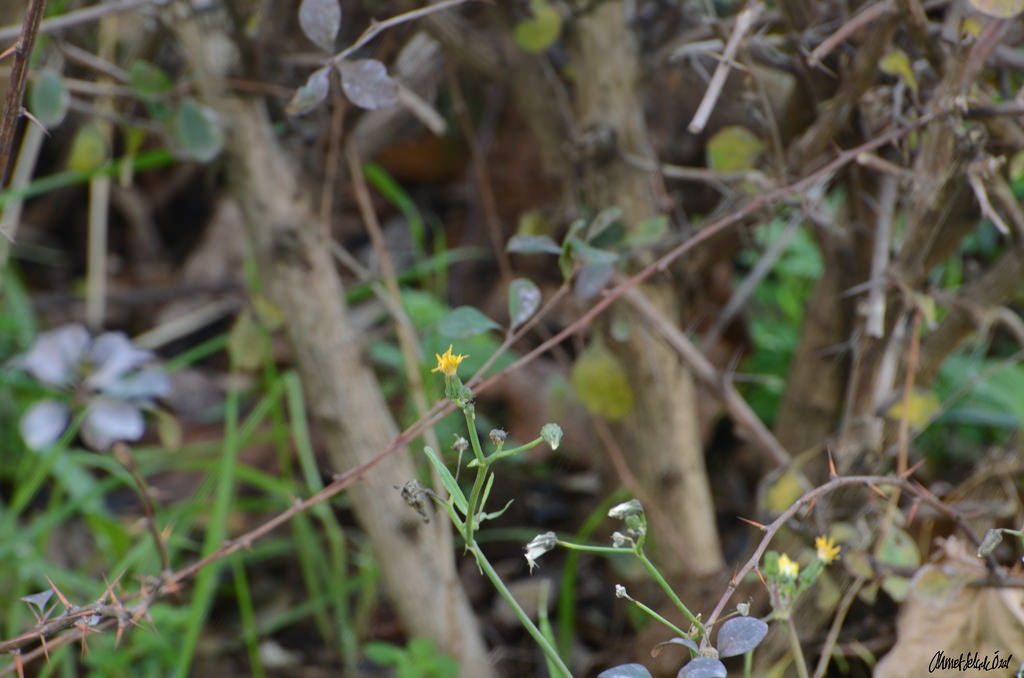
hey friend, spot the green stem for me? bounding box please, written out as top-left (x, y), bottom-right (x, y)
top-left (786, 619), bottom-right (810, 678)
top-left (637, 549), bottom-right (705, 638)
top-left (469, 436), bottom-right (543, 467)
top-left (624, 595), bottom-right (690, 638)
top-left (468, 542), bottom-right (572, 678)
top-left (557, 542), bottom-right (632, 556)
top-left (462, 407), bottom-right (488, 544)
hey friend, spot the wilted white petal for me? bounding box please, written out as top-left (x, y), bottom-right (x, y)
top-left (102, 368), bottom-right (172, 401)
top-left (524, 531), bottom-right (558, 573)
top-left (608, 499), bottom-right (644, 520)
top-left (615, 584), bottom-right (628, 598)
top-left (611, 531), bottom-right (632, 548)
top-left (85, 333), bottom-right (153, 390)
top-left (20, 399), bottom-right (71, 450)
top-left (19, 324), bottom-right (90, 387)
top-left (81, 399), bottom-right (144, 450)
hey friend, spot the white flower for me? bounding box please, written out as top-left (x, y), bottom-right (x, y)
top-left (524, 532), bottom-right (558, 573)
top-left (608, 499), bottom-right (644, 520)
top-left (13, 324), bottom-right (171, 451)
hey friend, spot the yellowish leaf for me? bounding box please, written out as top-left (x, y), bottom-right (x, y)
top-left (885, 389), bottom-right (941, 428)
top-left (570, 341), bottom-right (634, 420)
top-left (879, 49), bottom-right (919, 98)
top-left (969, 0), bottom-right (1024, 17)
top-left (706, 126), bottom-right (764, 172)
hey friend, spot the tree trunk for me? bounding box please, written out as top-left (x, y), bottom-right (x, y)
top-left (569, 0), bottom-right (723, 577)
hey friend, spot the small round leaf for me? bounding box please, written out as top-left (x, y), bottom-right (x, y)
top-left (676, 657), bottom-right (728, 678)
top-left (717, 616), bottom-right (769, 657)
top-left (129, 60), bottom-right (173, 101)
top-left (507, 234), bottom-right (562, 255)
top-left (299, 0), bottom-right (341, 51)
top-left (174, 98), bottom-right (223, 162)
top-left (598, 664), bottom-right (653, 678)
top-left (514, 0), bottom-right (562, 53)
top-left (30, 69), bottom-right (70, 128)
top-left (67, 123), bottom-right (108, 172)
top-left (706, 125), bottom-right (764, 172)
top-left (339, 59), bottom-right (398, 110)
top-left (288, 66), bottom-right (332, 116)
top-left (508, 278), bottom-right (541, 330)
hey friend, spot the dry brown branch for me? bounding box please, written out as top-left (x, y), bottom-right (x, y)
top-left (0, 0), bottom-right (47, 187)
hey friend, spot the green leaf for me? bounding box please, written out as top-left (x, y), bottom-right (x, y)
top-left (570, 341), bottom-right (634, 420)
top-left (507, 234), bottom-right (562, 255)
top-left (568, 237), bottom-right (619, 266)
top-left (508, 278), bottom-right (541, 330)
top-left (173, 97), bottom-right (223, 163)
top-left (877, 526), bottom-right (920, 602)
top-left (626, 215), bottom-right (669, 249)
top-left (514, 0), bottom-right (562, 53)
top-left (30, 69), bottom-right (69, 128)
top-left (588, 206), bottom-right (623, 242)
top-left (129, 60), bottom-right (173, 101)
top-left (422, 446), bottom-right (467, 514)
top-left (154, 408), bottom-right (183, 451)
top-left (227, 309), bottom-right (264, 371)
top-left (67, 123), bottom-right (108, 172)
top-left (706, 125), bottom-right (764, 172)
top-left (438, 306), bottom-right (500, 338)
top-left (879, 49), bottom-right (919, 98)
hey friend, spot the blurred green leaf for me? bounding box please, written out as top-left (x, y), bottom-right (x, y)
top-left (571, 341), bottom-right (634, 420)
top-left (67, 123), bottom-right (108, 172)
top-left (507, 234), bottom-right (562, 255)
top-left (514, 0), bottom-right (562, 53)
top-left (438, 306), bottom-right (500, 338)
top-left (879, 49), bottom-right (918, 97)
top-left (707, 125), bottom-right (764, 172)
top-left (174, 97), bottom-right (223, 162)
top-left (508, 278), bottom-right (541, 330)
top-left (29, 69), bottom-right (69, 128)
top-left (129, 60), bottom-right (173, 101)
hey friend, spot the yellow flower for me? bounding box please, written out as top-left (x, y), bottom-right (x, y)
top-left (432, 344), bottom-right (468, 377)
top-left (815, 535), bottom-right (841, 564)
top-left (778, 553), bottom-right (799, 579)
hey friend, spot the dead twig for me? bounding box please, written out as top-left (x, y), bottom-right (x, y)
top-left (0, 0), bottom-right (48, 188)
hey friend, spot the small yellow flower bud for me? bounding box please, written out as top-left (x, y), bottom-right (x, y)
top-left (778, 553), bottom-right (799, 578)
top-left (432, 344), bottom-right (468, 377)
top-left (815, 535), bottom-right (841, 564)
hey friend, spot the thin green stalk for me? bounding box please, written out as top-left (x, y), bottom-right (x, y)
top-left (623, 595), bottom-right (690, 638)
top-left (786, 620), bottom-right (810, 678)
top-left (175, 357), bottom-right (242, 677)
top-left (469, 436), bottom-right (543, 467)
top-left (637, 549), bottom-right (704, 637)
top-left (461, 407), bottom-right (488, 544)
top-left (468, 542), bottom-right (572, 678)
top-left (232, 559), bottom-right (267, 678)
